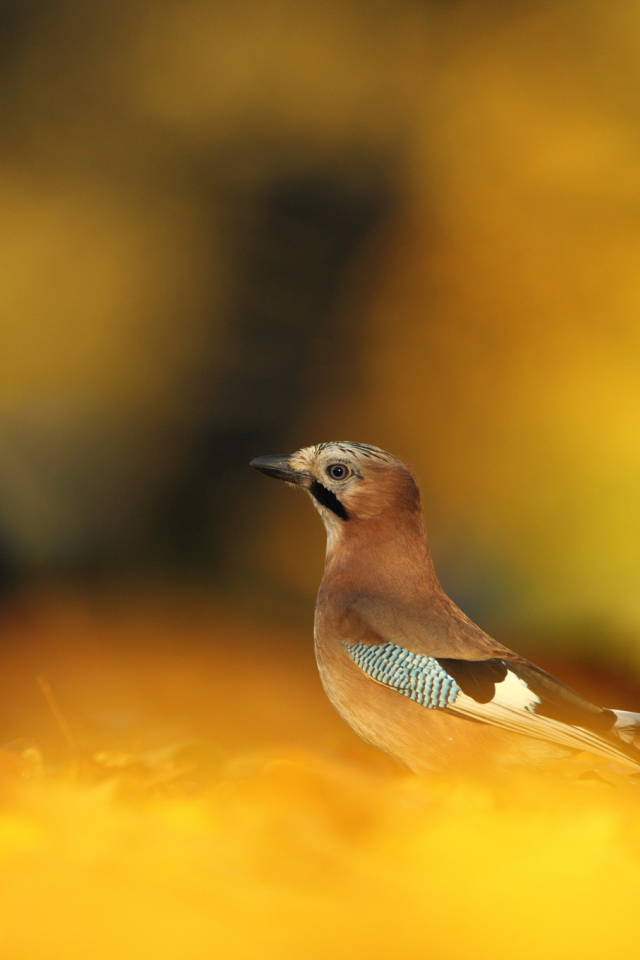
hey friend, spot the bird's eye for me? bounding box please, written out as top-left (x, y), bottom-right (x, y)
top-left (327, 463), bottom-right (349, 481)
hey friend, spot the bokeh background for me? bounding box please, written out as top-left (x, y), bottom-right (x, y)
top-left (3, 0), bottom-right (640, 706)
top-left (2, 2), bottom-right (640, 957)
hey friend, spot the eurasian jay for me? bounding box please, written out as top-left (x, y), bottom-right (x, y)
top-left (251, 442), bottom-right (640, 777)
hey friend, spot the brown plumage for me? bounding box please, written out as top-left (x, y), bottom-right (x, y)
top-left (251, 442), bottom-right (640, 777)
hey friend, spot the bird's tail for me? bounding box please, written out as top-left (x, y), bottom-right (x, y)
top-left (611, 709), bottom-right (640, 744)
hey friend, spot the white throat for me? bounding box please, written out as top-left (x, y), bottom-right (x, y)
top-left (310, 499), bottom-right (346, 557)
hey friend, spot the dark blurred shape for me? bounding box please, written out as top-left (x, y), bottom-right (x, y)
top-left (153, 172), bottom-right (391, 567)
top-left (0, 0), bottom-right (44, 68)
top-left (0, 529), bottom-right (20, 596)
top-left (0, 0), bottom-right (412, 585)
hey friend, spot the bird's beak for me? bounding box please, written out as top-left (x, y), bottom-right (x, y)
top-left (250, 454), bottom-right (310, 485)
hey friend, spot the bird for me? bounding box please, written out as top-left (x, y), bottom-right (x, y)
top-left (250, 441), bottom-right (640, 778)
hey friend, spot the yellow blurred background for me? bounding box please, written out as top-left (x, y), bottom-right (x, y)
top-left (2, 1), bottom-right (640, 956)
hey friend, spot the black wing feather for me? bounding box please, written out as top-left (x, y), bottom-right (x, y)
top-left (436, 658), bottom-right (507, 703)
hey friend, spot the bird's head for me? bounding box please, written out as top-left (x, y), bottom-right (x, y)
top-left (250, 441), bottom-right (422, 546)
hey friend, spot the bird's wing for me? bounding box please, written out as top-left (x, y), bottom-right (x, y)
top-left (346, 594), bottom-right (525, 661)
top-left (343, 640), bottom-right (640, 769)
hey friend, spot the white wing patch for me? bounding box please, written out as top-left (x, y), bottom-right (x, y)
top-left (491, 669), bottom-right (541, 714)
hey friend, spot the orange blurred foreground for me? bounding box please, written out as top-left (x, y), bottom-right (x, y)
top-left (0, 587), bottom-right (638, 959)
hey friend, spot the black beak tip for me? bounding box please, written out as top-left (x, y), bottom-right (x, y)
top-left (249, 455), bottom-right (283, 471)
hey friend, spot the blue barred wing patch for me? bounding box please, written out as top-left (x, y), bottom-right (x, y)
top-left (344, 641), bottom-right (460, 708)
